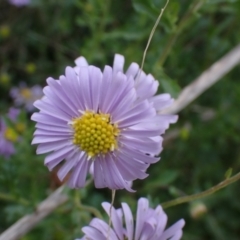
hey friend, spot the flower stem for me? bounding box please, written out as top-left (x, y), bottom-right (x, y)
top-left (137, 0), bottom-right (169, 83)
top-left (74, 189), bottom-right (102, 219)
top-left (77, 203), bottom-right (103, 219)
top-left (107, 190), bottom-right (116, 240)
top-left (161, 171), bottom-right (240, 209)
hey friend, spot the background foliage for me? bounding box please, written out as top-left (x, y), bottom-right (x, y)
top-left (1, 0), bottom-right (240, 239)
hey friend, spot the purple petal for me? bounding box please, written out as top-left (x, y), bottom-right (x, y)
top-left (36, 123), bottom-right (72, 133)
top-left (57, 152), bottom-right (82, 181)
top-left (46, 76), bottom-right (81, 115)
top-left (120, 136), bottom-right (163, 155)
top-left (90, 218), bottom-right (119, 240)
top-left (122, 202), bottom-right (134, 240)
top-left (120, 146), bottom-right (159, 164)
top-left (100, 154), bottom-right (134, 191)
top-left (81, 226), bottom-right (105, 240)
top-left (160, 219), bottom-right (185, 240)
top-left (36, 140), bottom-right (71, 154)
top-left (34, 99), bottom-right (70, 122)
top-left (93, 158), bottom-right (106, 188)
top-left (98, 66), bottom-right (113, 112)
top-left (125, 62), bottom-right (139, 78)
top-left (114, 151), bottom-right (149, 180)
top-left (88, 66), bottom-right (102, 112)
top-left (135, 198), bottom-right (149, 240)
top-left (150, 93), bottom-right (174, 111)
top-left (116, 101), bottom-right (156, 128)
top-left (102, 202), bottom-right (124, 240)
top-left (68, 153), bottom-right (91, 188)
top-left (31, 112), bottom-right (67, 127)
top-left (44, 145), bottom-right (74, 170)
top-left (78, 67), bottom-right (92, 110)
top-left (113, 54), bottom-right (124, 75)
top-left (75, 56), bottom-right (88, 67)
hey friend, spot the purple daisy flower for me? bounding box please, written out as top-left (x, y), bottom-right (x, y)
top-left (10, 83), bottom-right (43, 112)
top-left (77, 197), bottom-right (185, 240)
top-left (31, 54), bottom-right (177, 191)
top-left (8, 0), bottom-right (30, 6)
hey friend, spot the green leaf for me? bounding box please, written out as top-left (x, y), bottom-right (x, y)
top-left (224, 168), bottom-right (233, 179)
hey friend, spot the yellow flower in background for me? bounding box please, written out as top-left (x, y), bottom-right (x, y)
top-left (4, 128), bottom-right (18, 142)
top-left (0, 73), bottom-right (11, 86)
top-left (0, 25), bottom-right (10, 38)
top-left (25, 63), bottom-right (36, 74)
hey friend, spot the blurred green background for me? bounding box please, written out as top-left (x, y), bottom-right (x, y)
top-left (1, 0), bottom-right (240, 239)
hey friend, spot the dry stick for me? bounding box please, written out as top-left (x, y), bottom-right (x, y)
top-left (0, 186), bottom-right (68, 240)
top-left (160, 44), bottom-right (240, 115)
top-left (1, 45), bottom-right (240, 240)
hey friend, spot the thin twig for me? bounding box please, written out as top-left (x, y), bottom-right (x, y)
top-left (161, 171), bottom-right (240, 209)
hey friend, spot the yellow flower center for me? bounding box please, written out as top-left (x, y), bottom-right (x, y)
top-left (71, 111), bottom-right (120, 158)
top-left (20, 88), bottom-right (32, 99)
top-left (4, 128), bottom-right (18, 142)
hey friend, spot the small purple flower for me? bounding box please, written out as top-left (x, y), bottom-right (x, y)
top-left (0, 108), bottom-right (20, 159)
top-left (77, 198), bottom-right (185, 240)
top-left (8, 107), bottom-right (20, 121)
top-left (8, 0), bottom-right (30, 6)
top-left (0, 119), bottom-right (15, 158)
top-left (31, 54), bottom-right (177, 191)
top-left (10, 83), bottom-right (43, 112)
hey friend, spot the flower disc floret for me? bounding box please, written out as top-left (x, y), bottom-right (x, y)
top-left (72, 111), bottom-right (119, 157)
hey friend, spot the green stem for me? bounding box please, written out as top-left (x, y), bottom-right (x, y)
top-left (0, 192), bottom-right (29, 206)
top-left (161, 171), bottom-right (240, 209)
top-left (74, 187), bottom-right (102, 219)
top-left (76, 203), bottom-right (103, 219)
top-left (157, 0), bottom-right (205, 66)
